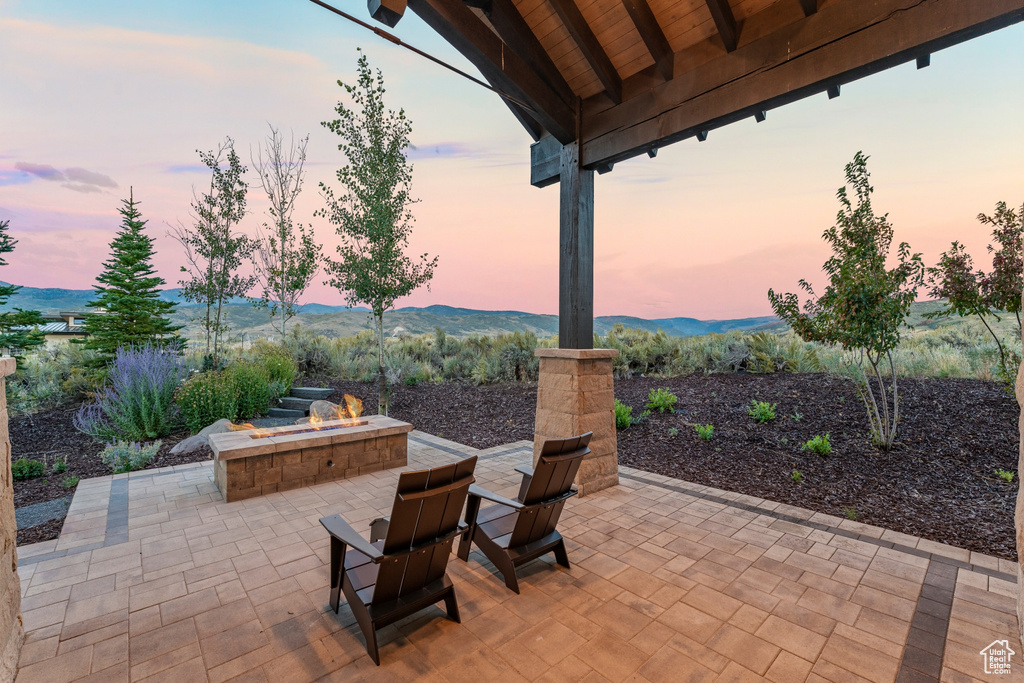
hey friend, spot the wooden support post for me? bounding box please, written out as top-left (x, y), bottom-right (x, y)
top-left (558, 141), bottom-right (595, 350)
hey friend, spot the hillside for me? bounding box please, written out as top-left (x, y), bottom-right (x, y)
top-left (4, 283), bottom-right (1015, 342)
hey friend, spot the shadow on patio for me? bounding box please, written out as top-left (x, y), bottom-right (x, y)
top-left (13, 432), bottom-right (1021, 682)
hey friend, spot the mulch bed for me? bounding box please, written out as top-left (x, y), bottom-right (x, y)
top-left (299, 378), bottom-right (539, 448)
top-left (303, 373), bottom-right (1020, 560)
top-left (11, 374), bottom-right (1019, 560)
top-left (11, 405), bottom-right (211, 545)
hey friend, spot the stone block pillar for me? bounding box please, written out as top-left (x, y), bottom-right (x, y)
top-left (534, 349), bottom-right (618, 496)
top-left (1016, 353), bottom-right (1024, 647)
top-left (0, 357), bottom-right (22, 679)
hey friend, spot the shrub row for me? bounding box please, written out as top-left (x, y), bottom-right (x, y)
top-left (280, 320), bottom-right (1017, 386)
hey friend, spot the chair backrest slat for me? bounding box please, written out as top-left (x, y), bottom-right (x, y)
top-left (510, 433), bottom-right (590, 547)
top-left (373, 456), bottom-right (477, 604)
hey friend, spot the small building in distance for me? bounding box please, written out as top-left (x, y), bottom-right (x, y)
top-left (36, 311), bottom-right (89, 346)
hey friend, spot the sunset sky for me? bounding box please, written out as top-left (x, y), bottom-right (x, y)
top-left (1, 1), bottom-right (1022, 319)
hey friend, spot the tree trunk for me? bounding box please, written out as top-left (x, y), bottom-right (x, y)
top-left (376, 314), bottom-right (386, 416)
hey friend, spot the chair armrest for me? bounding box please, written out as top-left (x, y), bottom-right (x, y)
top-left (514, 466), bottom-right (534, 501)
top-left (369, 517), bottom-right (390, 543)
top-left (469, 483), bottom-right (524, 509)
top-left (320, 514), bottom-right (383, 562)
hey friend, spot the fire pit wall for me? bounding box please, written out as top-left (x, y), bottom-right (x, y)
top-left (209, 416), bottom-right (412, 503)
top-left (534, 348), bottom-right (619, 496)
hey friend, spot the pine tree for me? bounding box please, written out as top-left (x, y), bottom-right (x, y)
top-left (0, 219), bottom-right (46, 357)
top-left (82, 191), bottom-right (183, 363)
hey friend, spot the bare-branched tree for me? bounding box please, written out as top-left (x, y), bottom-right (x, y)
top-left (250, 125), bottom-right (321, 339)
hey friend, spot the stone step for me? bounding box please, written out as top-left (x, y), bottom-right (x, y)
top-left (291, 387), bottom-right (335, 401)
top-left (267, 407), bottom-right (306, 419)
top-left (279, 396), bottom-right (314, 412)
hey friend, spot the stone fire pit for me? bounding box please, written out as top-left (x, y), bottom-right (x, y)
top-left (208, 415), bottom-right (412, 502)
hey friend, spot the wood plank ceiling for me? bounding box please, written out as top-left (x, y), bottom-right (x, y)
top-left (400, 0), bottom-right (1024, 184)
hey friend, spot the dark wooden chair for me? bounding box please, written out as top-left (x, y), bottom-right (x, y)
top-left (319, 456), bottom-right (477, 665)
top-left (457, 433), bottom-right (591, 593)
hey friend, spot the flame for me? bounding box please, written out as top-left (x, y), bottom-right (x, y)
top-left (342, 394), bottom-right (364, 419)
top-left (309, 412), bottom-right (324, 430)
top-left (229, 423), bottom-right (256, 431)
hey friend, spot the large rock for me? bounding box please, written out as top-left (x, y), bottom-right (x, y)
top-left (170, 419), bottom-right (238, 455)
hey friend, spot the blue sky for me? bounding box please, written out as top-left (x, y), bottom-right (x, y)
top-left (1, 0), bottom-right (1022, 318)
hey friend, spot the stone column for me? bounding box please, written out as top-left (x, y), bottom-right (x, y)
top-left (1016, 347), bottom-right (1024, 646)
top-left (534, 349), bottom-right (618, 496)
top-left (0, 357), bottom-right (22, 680)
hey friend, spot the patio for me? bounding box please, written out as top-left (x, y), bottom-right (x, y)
top-left (12, 432), bottom-right (1021, 683)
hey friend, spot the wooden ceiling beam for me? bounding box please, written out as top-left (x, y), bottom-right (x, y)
top-left (620, 0), bottom-right (674, 81)
top-left (485, 0), bottom-right (576, 107)
top-left (799, 0), bottom-right (817, 17)
top-left (408, 0), bottom-right (576, 142)
top-left (704, 0), bottom-right (739, 52)
top-left (547, 0), bottom-right (623, 104)
top-left (552, 0), bottom-right (1024, 182)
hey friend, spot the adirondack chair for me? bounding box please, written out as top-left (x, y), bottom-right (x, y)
top-left (457, 433), bottom-right (591, 593)
top-left (319, 456), bottom-right (477, 665)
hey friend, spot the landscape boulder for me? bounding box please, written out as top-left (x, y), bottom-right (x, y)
top-left (294, 400), bottom-right (341, 424)
top-left (170, 418), bottom-right (239, 454)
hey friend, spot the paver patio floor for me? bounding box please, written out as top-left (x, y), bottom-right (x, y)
top-left (12, 432), bottom-right (1023, 682)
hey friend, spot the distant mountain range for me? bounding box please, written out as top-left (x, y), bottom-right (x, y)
top-left (0, 284), bottom-right (781, 339)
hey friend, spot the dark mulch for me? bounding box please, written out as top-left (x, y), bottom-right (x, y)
top-left (10, 404), bottom-right (212, 545)
top-left (303, 373), bottom-right (1019, 560)
top-left (300, 378), bottom-right (538, 448)
top-left (17, 518), bottom-right (64, 547)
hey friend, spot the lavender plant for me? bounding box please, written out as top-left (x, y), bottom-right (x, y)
top-left (75, 344), bottom-right (187, 442)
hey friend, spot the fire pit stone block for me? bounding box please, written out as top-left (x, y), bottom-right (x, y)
top-left (209, 415), bottom-right (413, 502)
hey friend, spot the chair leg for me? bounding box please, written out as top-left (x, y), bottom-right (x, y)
top-left (500, 557), bottom-right (520, 594)
top-left (350, 603), bottom-right (381, 665)
top-left (458, 496), bottom-right (480, 562)
top-left (553, 539), bottom-right (570, 569)
top-left (363, 624), bottom-right (381, 666)
top-left (328, 537), bottom-right (344, 613)
top-left (443, 586), bottom-right (461, 624)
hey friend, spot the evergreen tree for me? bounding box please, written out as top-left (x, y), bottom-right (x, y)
top-left (82, 191), bottom-right (183, 363)
top-left (0, 219), bottom-right (46, 357)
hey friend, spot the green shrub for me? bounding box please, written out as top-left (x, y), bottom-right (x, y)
top-left (100, 440), bottom-right (162, 474)
top-left (63, 476), bottom-right (80, 488)
top-left (253, 341), bottom-right (297, 394)
top-left (790, 469), bottom-right (803, 483)
top-left (176, 371), bottom-right (239, 434)
top-left (645, 388), bottom-right (678, 413)
top-left (11, 458), bottom-right (45, 480)
top-left (694, 424), bottom-right (714, 441)
top-left (230, 360), bottom-right (273, 421)
top-left (668, 427), bottom-right (679, 437)
top-left (52, 458), bottom-right (67, 474)
top-left (843, 507), bottom-right (858, 520)
top-left (6, 345), bottom-right (103, 416)
top-left (748, 400), bottom-right (777, 423)
top-left (802, 434), bottom-right (832, 456)
top-left (614, 399), bottom-right (633, 430)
